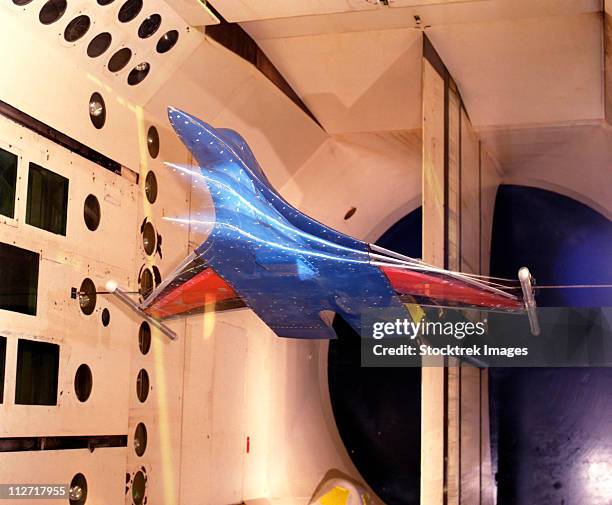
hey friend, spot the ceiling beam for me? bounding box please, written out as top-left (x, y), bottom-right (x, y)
top-left (205, 3), bottom-right (323, 129)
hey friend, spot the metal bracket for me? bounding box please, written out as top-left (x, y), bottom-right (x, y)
top-left (518, 267), bottom-right (540, 336)
top-left (105, 280), bottom-right (177, 341)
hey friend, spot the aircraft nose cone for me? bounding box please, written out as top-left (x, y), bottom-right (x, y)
top-left (167, 106), bottom-right (204, 147)
top-left (167, 106), bottom-right (189, 129)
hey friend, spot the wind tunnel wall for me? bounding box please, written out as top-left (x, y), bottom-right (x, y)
top-left (154, 40), bottom-right (424, 505)
top-left (0, 2), bottom-right (425, 503)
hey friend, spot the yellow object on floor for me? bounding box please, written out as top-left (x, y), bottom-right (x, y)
top-left (319, 486), bottom-right (350, 505)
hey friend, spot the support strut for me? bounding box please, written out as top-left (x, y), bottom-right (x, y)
top-left (105, 280), bottom-right (178, 341)
top-left (518, 267), bottom-right (540, 336)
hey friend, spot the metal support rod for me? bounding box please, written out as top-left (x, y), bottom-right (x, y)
top-left (518, 267), bottom-right (541, 336)
top-left (105, 280), bottom-right (178, 341)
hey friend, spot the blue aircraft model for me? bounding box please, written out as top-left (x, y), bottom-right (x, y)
top-left (139, 107), bottom-right (526, 340)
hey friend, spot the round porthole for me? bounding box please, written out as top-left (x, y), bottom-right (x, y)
top-left (84, 194), bottom-right (101, 231)
top-left (138, 322), bottom-right (151, 355)
top-left (147, 127), bottom-right (159, 159)
top-left (142, 222), bottom-right (156, 256)
top-left (79, 278), bottom-right (97, 315)
top-left (108, 47), bottom-right (132, 72)
top-left (136, 369), bottom-right (149, 403)
top-left (134, 422), bottom-right (147, 456)
top-left (39, 0), bottom-right (67, 25)
top-left (138, 14), bottom-right (161, 38)
top-left (13, 0), bottom-right (34, 5)
top-left (145, 171), bottom-right (158, 203)
top-left (69, 473), bottom-right (88, 504)
top-left (127, 62), bottom-right (150, 86)
top-left (132, 471), bottom-right (146, 505)
top-left (89, 92), bottom-right (106, 129)
top-left (156, 30), bottom-right (178, 54)
top-left (101, 308), bottom-right (110, 327)
top-left (74, 364), bottom-right (93, 402)
top-left (140, 268), bottom-right (154, 298)
top-left (118, 0), bottom-right (143, 23)
top-left (87, 32), bottom-right (112, 58)
top-left (64, 15), bottom-right (91, 42)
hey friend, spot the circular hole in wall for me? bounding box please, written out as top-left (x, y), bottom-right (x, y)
top-left (118, 0), bottom-right (142, 23)
top-left (136, 369), bottom-right (149, 403)
top-left (87, 32), bottom-right (112, 58)
top-left (132, 471), bottom-right (146, 505)
top-left (74, 364), bottom-right (93, 402)
top-left (156, 30), bottom-right (178, 53)
top-left (138, 14), bottom-right (161, 38)
top-left (138, 321), bottom-right (151, 355)
top-left (89, 92), bottom-right (106, 129)
top-left (101, 308), bottom-right (110, 327)
top-left (83, 194), bottom-right (101, 231)
top-left (64, 15), bottom-right (91, 43)
top-left (127, 62), bottom-right (150, 86)
top-left (108, 47), bottom-right (132, 72)
top-left (139, 268), bottom-right (154, 298)
top-left (69, 473), bottom-right (88, 504)
top-left (134, 422), bottom-right (147, 457)
top-left (147, 127), bottom-right (159, 159)
top-left (152, 265), bottom-right (161, 286)
top-left (144, 171), bottom-right (158, 203)
top-left (39, 0), bottom-right (67, 25)
top-left (79, 278), bottom-right (97, 315)
top-left (142, 222), bottom-right (156, 256)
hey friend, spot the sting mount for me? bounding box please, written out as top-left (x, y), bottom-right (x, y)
top-left (105, 280), bottom-right (177, 341)
top-left (518, 267), bottom-right (540, 336)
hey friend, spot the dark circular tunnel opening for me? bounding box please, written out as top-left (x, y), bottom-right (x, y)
top-left (328, 206), bottom-right (423, 505)
top-left (328, 190), bottom-right (612, 505)
top-left (489, 185), bottom-right (612, 505)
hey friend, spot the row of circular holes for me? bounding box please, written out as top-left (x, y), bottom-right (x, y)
top-left (13, 0), bottom-right (179, 86)
top-left (133, 323), bottom-right (150, 505)
top-left (72, 186), bottom-right (106, 503)
top-left (75, 166), bottom-right (156, 499)
top-left (135, 124), bottom-right (161, 458)
top-left (71, 302), bottom-right (149, 504)
top-left (129, 121), bottom-right (163, 505)
top-left (141, 126), bottom-right (160, 301)
top-left (71, 306), bottom-right (150, 505)
top-left (63, 123), bottom-right (160, 503)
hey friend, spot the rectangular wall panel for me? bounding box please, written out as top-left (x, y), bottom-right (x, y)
top-left (421, 58), bottom-right (446, 505)
top-left (447, 84), bottom-right (462, 272)
top-left (2, 448), bottom-right (126, 505)
top-left (459, 109), bottom-right (480, 275)
top-left (422, 60), bottom-right (446, 268)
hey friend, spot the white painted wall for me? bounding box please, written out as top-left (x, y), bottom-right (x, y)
top-left (155, 41), bottom-right (423, 505)
top-left (254, 28), bottom-right (423, 133)
top-left (0, 10), bottom-right (424, 505)
top-left (279, 130), bottom-right (422, 243)
top-left (0, 114), bottom-right (137, 504)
